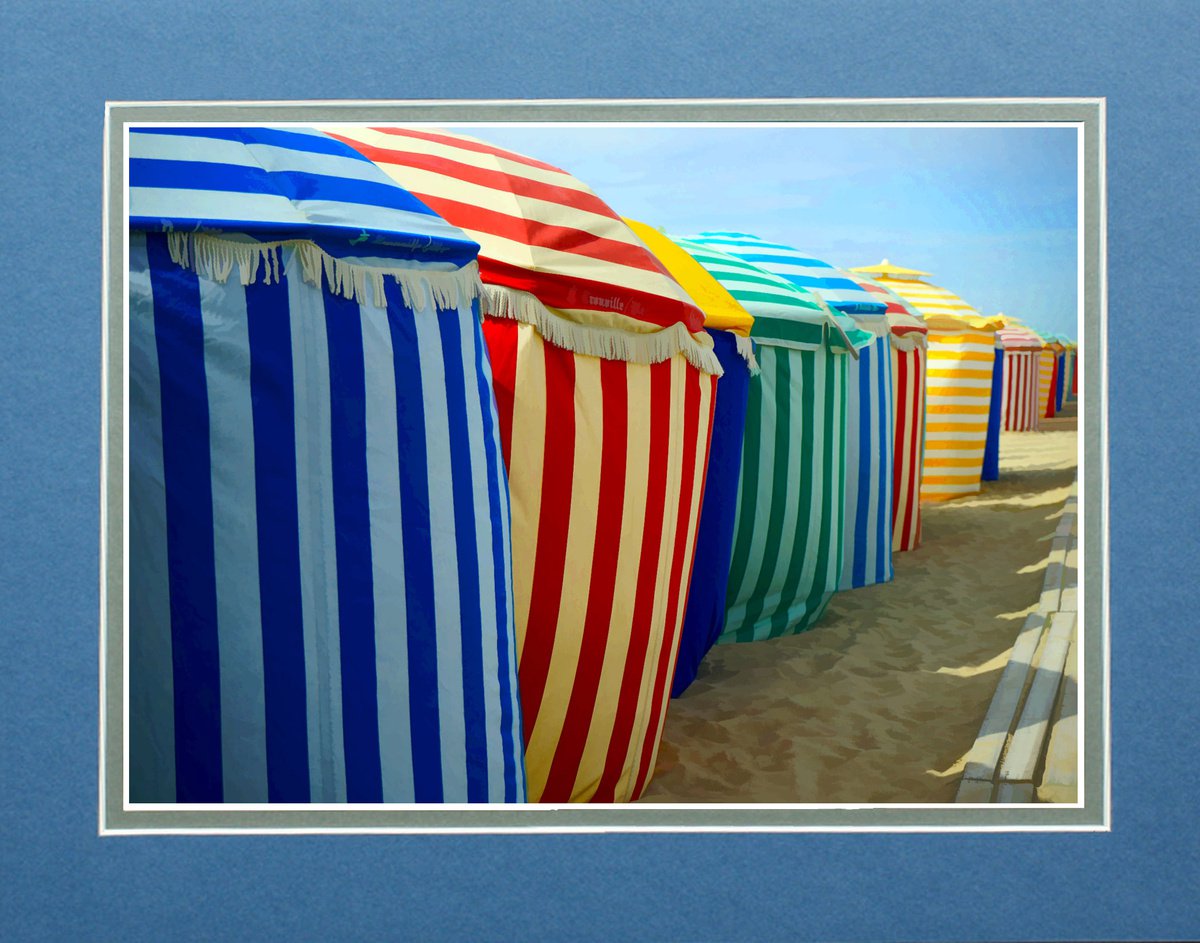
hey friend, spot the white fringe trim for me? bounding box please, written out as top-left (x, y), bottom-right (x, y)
top-left (165, 231), bottom-right (484, 313)
top-left (889, 332), bottom-right (928, 353)
top-left (732, 332), bottom-right (760, 375)
top-left (482, 285), bottom-right (724, 377)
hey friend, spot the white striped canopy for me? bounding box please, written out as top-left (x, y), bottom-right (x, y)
top-left (127, 126), bottom-right (526, 804)
top-left (689, 233), bottom-right (889, 316)
top-left (849, 262), bottom-right (1002, 501)
top-left (320, 125), bottom-right (720, 376)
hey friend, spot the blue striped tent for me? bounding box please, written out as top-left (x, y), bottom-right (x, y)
top-left (688, 234), bottom-right (895, 591)
top-left (128, 126), bottom-right (526, 803)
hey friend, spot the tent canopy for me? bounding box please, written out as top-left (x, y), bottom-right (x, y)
top-left (129, 125), bottom-right (485, 306)
top-left (688, 232), bottom-right (888, 317)
top-left (849, 258), bottom-right (1002, 331)
top-left (850, 258), bottom-right (932, 278)
top-left (321, 125), bottom-right (720, 375)
top-left (994, 316), bottom-right (1045, 351)
top-left (624, 219), bottom-right (754, 337)
top-left (675, 237), bottom-right (872, 353)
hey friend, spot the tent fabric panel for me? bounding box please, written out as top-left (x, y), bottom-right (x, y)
top-left (1038, 348), bottom-right (1057, 419)
top-left (891, 344), bottom-right (926, 551)
top-left (128, 234), bottom-right (527, 804)
top-left (839, 335), bottom-right (895, 589)
top-left (1002, 350), bottom-right (1040, 432)
top-left (722, 343), bottom-right (848, 643)
top-left (483, 318), bottom-right (714, 803)
top-left (982, 348), bottom-right (1004, 481)
top-left (921, 326), bottom-right (996, 501)
top-left (670, 330), bottom-right (753, 698)
top-left (1055, 353), bottom-right (1068, 412)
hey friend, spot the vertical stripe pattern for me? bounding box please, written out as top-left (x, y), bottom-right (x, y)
top-left (481, 317), bottom-right (715, 803)
top-left (981, 347), bottom-right (1004, 482)
top-left (838, 334), bottom-right (895, 589)
top-left (670, 329), bottom-right (752, 697)
top-left (127, 239), bottom-right (526, 803)
top-left (1038, 348), bottom-right (1058, 420)
top-left (1001, 350), bottom-right (1040, 431)
top-left (890, 343), bottom-right (926, 551)
top-left (722, 342), bottom-right (849, 642)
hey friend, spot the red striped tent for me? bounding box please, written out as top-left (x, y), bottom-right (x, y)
top-left (995, 318), bottom-right (1043, 431)
top-left (327, 126), bottom-right (719, 803)
top-left (853, 277), bottom-right (928, 551)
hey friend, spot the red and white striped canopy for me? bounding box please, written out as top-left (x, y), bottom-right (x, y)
top-left (995, 318), bottom-right (1044, 351)
top-left (322, 125), bottom-right (719, 374)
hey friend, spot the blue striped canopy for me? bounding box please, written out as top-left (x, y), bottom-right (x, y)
top-left (127, 127), bottom-right (526, 804)
top-left (686, 232), bottom-right (889, 316)
top-left (130, 126), bottom-right (481, 267)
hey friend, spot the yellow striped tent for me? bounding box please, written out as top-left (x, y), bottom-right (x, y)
top-left (850, 261), bottom-right (1001, 501)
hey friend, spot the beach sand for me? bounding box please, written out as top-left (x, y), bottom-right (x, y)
top-left (638, 404), bottom-right (1080, 804)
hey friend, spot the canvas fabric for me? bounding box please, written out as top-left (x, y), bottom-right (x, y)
top-left (482, 318), bottom-right (714, 803)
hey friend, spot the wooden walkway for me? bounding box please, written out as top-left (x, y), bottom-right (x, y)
top-left (955, 484), bottom-right (1079, 803)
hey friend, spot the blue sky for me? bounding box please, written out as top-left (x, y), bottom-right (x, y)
top-left (449, 124), bottom-right (1080, 340)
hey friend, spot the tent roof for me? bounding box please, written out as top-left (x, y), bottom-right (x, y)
top-left (687, 232), bottom-right (889, 318)
top-left (624, 219), bottom-right (754, 337)
top-left (849, 258), bottom-right (933, 278)
top-left (322, 125), bottom-right (719, 375)
top-left (994, 316), bottom-right (1046, 350)
top-left (128, 126), bottom-right (481, 269)
top-left (858, 270), bottom-right (1001, 331)
top-left (676, 237), bottom-right (872, 353)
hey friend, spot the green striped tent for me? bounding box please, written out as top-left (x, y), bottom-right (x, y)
top-left (677, 238), bottom-right (873, 643)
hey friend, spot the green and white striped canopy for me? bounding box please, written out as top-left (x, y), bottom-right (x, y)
top-left (673, 235), bottom-right (868, 643)
top-left (675, 238), bottom-right (873, 353)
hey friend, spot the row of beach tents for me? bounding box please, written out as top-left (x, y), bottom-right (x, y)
top-left (126, 125), bottom-right (1078, 805)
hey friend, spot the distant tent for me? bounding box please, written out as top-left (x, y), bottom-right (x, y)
top-left (690, 234), bottom-right (894, 591)
top-left (1053, 337), bottom-right (1075, 412)
top-left (1036, 334), bottom-right (1066, 420)
top-left (127, 126), bottom-right (526, 803)
top-left (681, 235), bottom-right (873, 642)
top-left (624, 220), bottom-right (757, 699)
top-left (850, 261), bottom-right (1002, 501)
top-left (328, 126), bottom-right (720, 803)
top-left (995, 318), bottom-right (1044, 431)
top-left (853, 276), bottom-right (929, 551)
top-left (981, 336), bottom-right (1005, 482)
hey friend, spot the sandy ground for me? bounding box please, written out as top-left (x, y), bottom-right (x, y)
top-left (639, 404), bottom-right (1079, 804)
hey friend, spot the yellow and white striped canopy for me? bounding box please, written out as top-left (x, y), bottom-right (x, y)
top-left (849, 261), bottom-right (997, 330)
top-left (850, 262), bottom-right (1001, 500)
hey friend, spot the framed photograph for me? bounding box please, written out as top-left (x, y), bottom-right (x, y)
top-left (100, 98), bottom-right (1105, 834)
